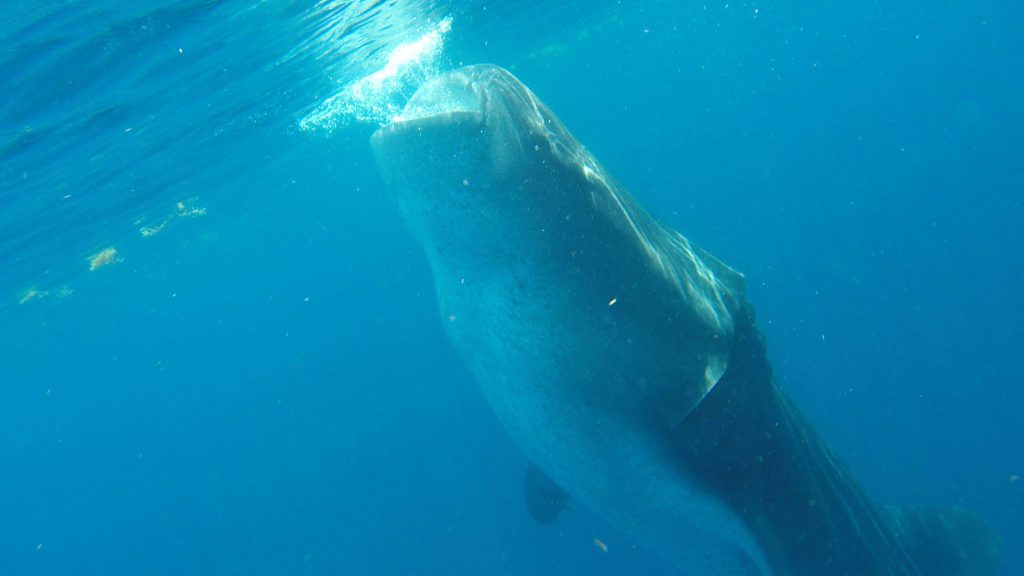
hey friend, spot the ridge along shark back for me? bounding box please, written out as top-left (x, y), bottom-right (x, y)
top-left (370, 64), bottom-right (1002, 576)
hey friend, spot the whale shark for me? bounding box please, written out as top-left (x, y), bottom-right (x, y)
top-left (370, 64), bottom-right (1001, 576)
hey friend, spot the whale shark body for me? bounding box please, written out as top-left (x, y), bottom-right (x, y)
top-left (370, 64), bottom-right (1000, 576)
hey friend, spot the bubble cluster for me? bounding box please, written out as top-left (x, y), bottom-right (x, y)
top-left (300, 17), bottom-right (453, 131)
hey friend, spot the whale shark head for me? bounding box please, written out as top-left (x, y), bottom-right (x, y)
top-left (370, 65), bottom-right (600, 272)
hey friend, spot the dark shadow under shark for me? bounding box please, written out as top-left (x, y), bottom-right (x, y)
top-left (370, 64), bottom-right (1001, 576)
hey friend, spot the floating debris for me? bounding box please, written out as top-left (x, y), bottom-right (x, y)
top-left (176, 200), bottom-right (206, 218)
top-left (140, 215), bottom-right (173, 237)
top-left (16, 284), bottom-right (73, 304)
top-left (89, 247), bottom-right (121, 271)
top-left (593, 537), bottom-right (608, 553)
top-left (138, 198), bottom-right (206, 238)
top-left (18, 287), bottom-right (47, 304)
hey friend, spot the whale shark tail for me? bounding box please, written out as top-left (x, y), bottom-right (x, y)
top-left (887, 504), bottom-right (1002, 576)
top-left (674, 303), bottom-right (1002, 576)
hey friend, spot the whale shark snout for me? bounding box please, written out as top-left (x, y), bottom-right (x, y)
top-left (375, 65), bottom-right (588, 191)
top-left (393, 68), bottom-right (485, 123)
top-left (391, 65), bottom-right (539, 128)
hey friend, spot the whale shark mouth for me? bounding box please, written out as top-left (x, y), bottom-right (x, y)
top-left (389, 71), bottom-right (485, 126)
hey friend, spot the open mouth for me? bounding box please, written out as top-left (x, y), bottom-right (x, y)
top-left (388, 70), bottom-right (485, 127)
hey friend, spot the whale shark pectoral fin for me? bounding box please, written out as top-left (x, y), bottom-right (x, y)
top-left (524, 461), bottom-right (570, 524)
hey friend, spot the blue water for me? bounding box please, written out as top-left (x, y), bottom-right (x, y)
top-left (1, 1), bottom-right (1021, 574)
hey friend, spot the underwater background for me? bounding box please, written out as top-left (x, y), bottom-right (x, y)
top-left (1, 1), bottom-right (1021, 574)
